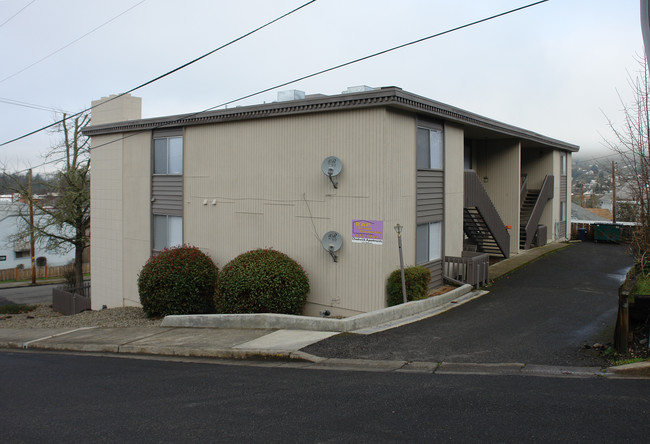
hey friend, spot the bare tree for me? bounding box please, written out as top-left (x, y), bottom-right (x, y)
top-left (3, 112), bottom-right (90, 287)
top-left (603, 56), bottom-right (650, 269)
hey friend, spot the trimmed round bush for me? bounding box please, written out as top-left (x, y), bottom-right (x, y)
top-left (138, 245), bottom-right (218, 317)
top-left (386, 266), bottom-right (431, 306)
top-left (216, 249), bottom-right (309, 314)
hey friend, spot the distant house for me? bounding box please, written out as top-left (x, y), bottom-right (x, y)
top-left (0, 201), bottom-right (75, 269)
top-left (83, 87), bottom-right (578, 316)
top-left (571, 203), bottom-right (611, 223)
top-left (585, 208), bottom-right (613, 222)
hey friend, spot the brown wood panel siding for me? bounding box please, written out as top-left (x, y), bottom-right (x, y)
top-left (560, 176), bottom-right (567, 202)
top-left (152, 175), bottom-right (183, 216)
top-left (416, 169), bottom-right (444, 224)
top-left (421, 259), bottom-right (443, 291)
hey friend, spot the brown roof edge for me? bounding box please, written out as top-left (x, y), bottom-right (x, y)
top-left (82, 86), bottom-right (579, 152)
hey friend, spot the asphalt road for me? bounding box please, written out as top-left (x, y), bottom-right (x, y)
top-left (1, 351), bottom-right (648, 443)
top-left (304, 242), bottom-right (633, 367)
top-left (0, 283), bottom-right (58, 306)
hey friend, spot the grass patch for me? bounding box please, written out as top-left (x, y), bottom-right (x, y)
top-left (0, 273), bottom-right (91, 285)
top-left (0, 304), bottom-right (38, 314)
top-left (632, 273), bottom-right (650, 295)
top-left (614, 357), bottom-right (650, 366)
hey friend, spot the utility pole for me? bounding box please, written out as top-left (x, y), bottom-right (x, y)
top-left (28, 169), bottom-right (36, 284)
top-left (612, 161), bottom-right (617, 224)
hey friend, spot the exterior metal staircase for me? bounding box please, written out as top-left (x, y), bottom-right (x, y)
top-left (519, 189), bottom-right (540, 249)
top-left (463, 170), bottom-right (510, 258)
top-left (519, 174), bottom-right (554, 250)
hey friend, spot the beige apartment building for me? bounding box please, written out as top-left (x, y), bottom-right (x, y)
top-left (84, 86), bottom-right (577, 316)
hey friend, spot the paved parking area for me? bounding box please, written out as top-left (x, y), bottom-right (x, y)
top-left (302, 242), bottom-right (633, 366)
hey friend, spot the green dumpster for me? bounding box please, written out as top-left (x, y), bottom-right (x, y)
top-left (594, 223), bottom-right (621, 243)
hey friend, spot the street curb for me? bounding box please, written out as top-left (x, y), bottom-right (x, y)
top-left (606, 362), bottom-right (650, 378)
top-left (161, 284), bottom-right (474, 332)
top-left (5, 343), bottom-right (644, 378)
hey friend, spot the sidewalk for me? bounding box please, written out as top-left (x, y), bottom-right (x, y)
top-left (1, 241), bottom-right (648, 378)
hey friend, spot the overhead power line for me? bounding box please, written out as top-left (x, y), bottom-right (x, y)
top-left (0, 0), bottom-right (35, 29)
top-left (1, 0), bottom-right (147, 84)
top-left (9, 0), bottom-right (549, 174)
top-left (0, 96), bottom-right (68, 113)
top-left (0, 0), bottom-right (318, 148)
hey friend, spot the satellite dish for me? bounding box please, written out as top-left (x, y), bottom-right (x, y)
top-left (321, 156), bottom-right (342, 188)
top-left (321, 231), bottom-right (342, 262)
top-left (321, 156), bottom-right (342, 177)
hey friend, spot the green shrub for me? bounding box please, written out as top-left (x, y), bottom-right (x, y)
top-left (137, 245), bottom-right (218, 317)
top-left (386, 266), bottom-right (431, 306)
top-left (216, 249), bottom-right (309, 314)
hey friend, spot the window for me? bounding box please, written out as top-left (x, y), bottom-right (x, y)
top-left (153, 215), bottom-right (183, 251)
top-left (560, 201), bottom-right (567, 222)
top-left (417, 126), bottom-right (443, 169)
top-left (416, 221), bottom-right (442, 264)
top-left (560, 153), bottom-right (567, 176)
top-left (154, 136), bottom-right (183, 175)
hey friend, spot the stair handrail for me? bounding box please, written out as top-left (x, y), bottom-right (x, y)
top-left (520, 174), bottom-right (528, 208)
top-left (523, 174), bottom-right (554, 248)
top-left (464, 170), bottom-right (510, 258)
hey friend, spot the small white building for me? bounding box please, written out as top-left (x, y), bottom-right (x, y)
top-left (0, 201), bottom-right (76, 269)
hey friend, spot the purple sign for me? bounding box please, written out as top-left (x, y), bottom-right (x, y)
top-left (352, 220), bottom-right (383, 245)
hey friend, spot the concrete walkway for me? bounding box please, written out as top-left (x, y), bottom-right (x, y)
top-left (1, 241), bottom-right (648, 378)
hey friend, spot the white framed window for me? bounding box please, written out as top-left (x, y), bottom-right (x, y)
top-left (416, 221), bottom-right (442, 264)
top-left (154, 136), bottom-right (183, 175)
top-left (560, 153), bottom-right (567, 176)
top-left (560, 201), bottom-right (567, 222)
top-left (417, 127), bottom-right (443, 170)
top-left (153, 215), bottom-right (183, 251)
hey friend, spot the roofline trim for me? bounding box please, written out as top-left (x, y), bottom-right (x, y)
top-left (83, 87), bottom-right (579, 152)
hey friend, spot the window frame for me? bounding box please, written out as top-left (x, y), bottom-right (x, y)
top-left (153, 135), bottom-right (183, 175)
top-left (152, 214), bottom-right (183, 253)
top-left (416, 120), bottom-right (444, 170)
top-left (416, 221), bottom-right (443, 265)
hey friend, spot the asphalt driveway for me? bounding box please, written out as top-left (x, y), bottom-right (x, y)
top-left (302, 242), bottom-right (633, 366)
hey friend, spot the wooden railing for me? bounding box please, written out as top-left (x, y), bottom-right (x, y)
top-left (0, 263), bottom-right (90, 282)
top-left (464, 170), bottom-right (510, 258)
top-left (444, 252), bottom-right (489, 288)
top-left (52, 281), bottom-right (91, 315)
top-left (523, 174), bottom-right (554, 250)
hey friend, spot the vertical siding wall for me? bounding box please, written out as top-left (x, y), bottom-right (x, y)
top-left (91, 132), bottom-right (151, 309)
top-left (90, 134), bottom-right (125, 310)
top-left (444, 124), bottom-right (464, 257)
top-left (475, 140), bottom-right (521, 255)
top-left (183, 108), bottom-right (416, 316)
top-left (121, 133), bottom-right (152, 306)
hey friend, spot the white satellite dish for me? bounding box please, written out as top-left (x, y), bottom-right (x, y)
top-left (321, 231), bottom-right (342, 262)
top-left (321, 156), bottom-right (342, 188)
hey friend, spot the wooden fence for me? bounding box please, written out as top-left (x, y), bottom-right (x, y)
top-left (0, 263), bottom-right (90, 282)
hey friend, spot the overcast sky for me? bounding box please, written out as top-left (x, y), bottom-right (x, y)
top-left (0, 0), bottom-right (644, 172)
